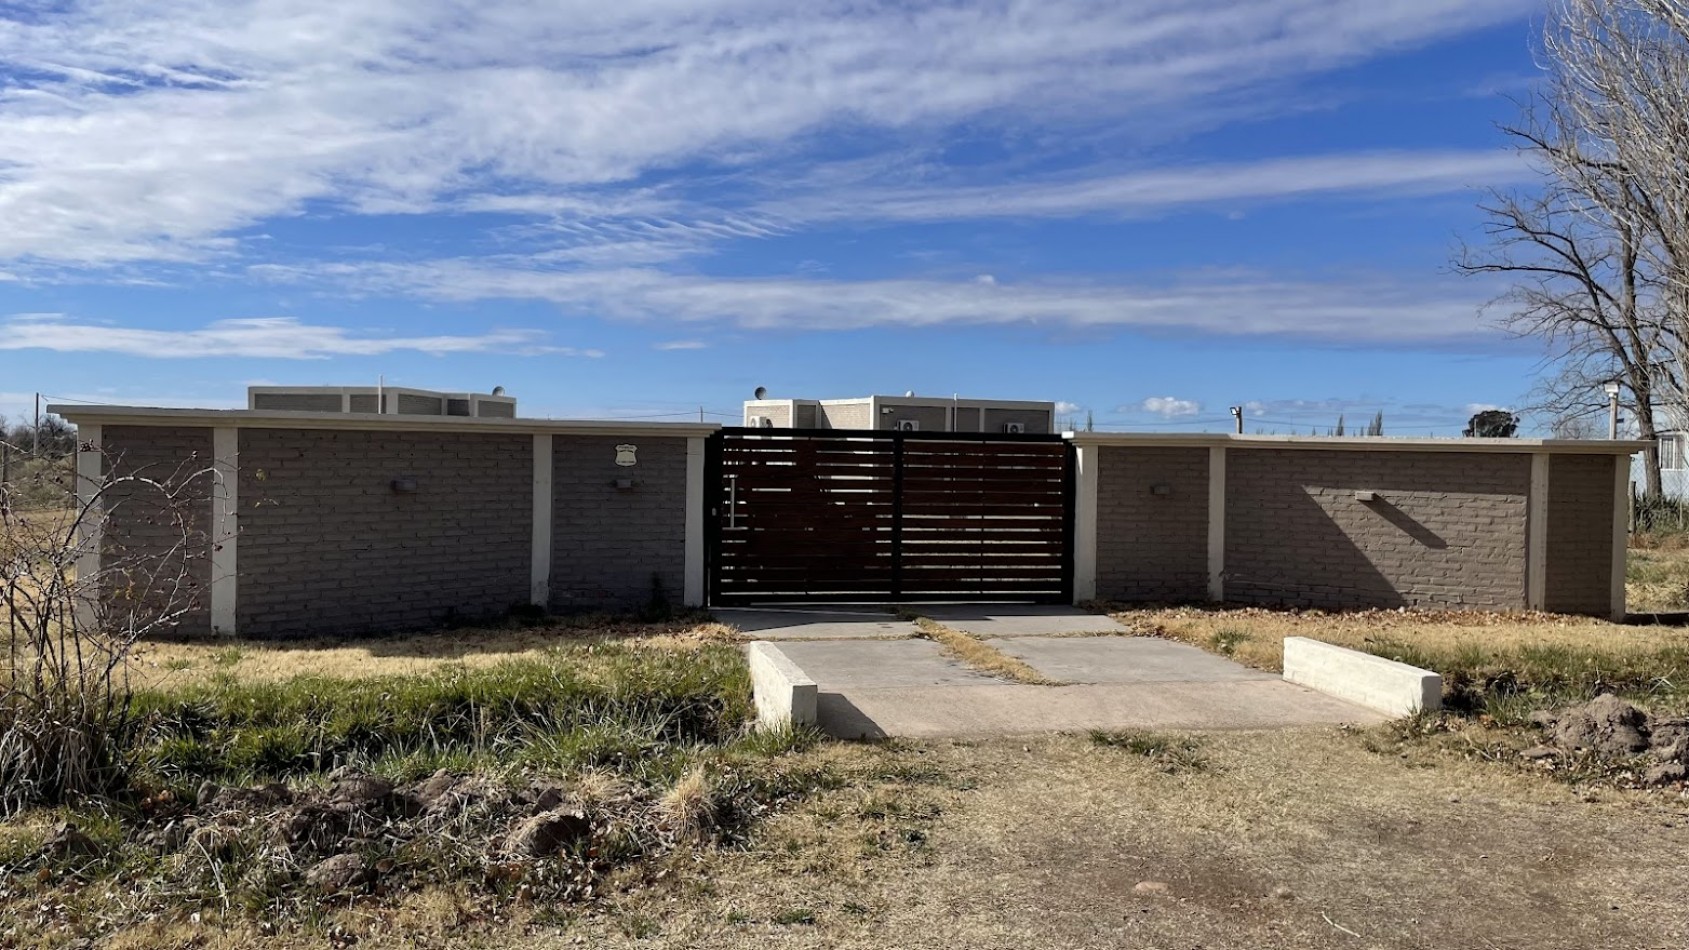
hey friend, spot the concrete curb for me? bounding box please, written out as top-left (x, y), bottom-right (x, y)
top-left (747, 641), bottom-right (818, 730)
top-left (1282, 637), bottom-right (1442, 718)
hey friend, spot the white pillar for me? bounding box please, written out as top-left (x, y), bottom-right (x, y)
top-left (210, 427), bottom-right (239, 636)
top-left (1207, 446), bottom-right (1227, 602)
top-left (73, 424), bottom-right (103, 630)
top-left (1610, 455), bottom-right (1630, 621)
top-left (1527, 452), bottom-right (1550, 610)
top-left (531, 434), bottom-right (553, 608)
top-left (684, 436), bottom-right (707, 607)
top-left (1072, 443), bottom-right (1099, 603)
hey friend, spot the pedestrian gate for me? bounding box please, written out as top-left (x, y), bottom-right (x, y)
top-left (707, 428), bottom-right (1074, 604)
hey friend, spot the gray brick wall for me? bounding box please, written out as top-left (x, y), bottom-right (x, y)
top-left (396, 393), bottom-right (443, 415)
top-left (883, 405), bottom-right (948, 431)
top-left (1544, 454), bottom-right (1616, 615)
top-left (550, 435), bottom-right (688, 609)
top-left (1224, 449), bottom-right (1530, 610)
top-left (100, 425), bottom-right (215, 636)
top-left (253, 393), bottom-right (342, 412)
top-left (982, 408), bottom-right (1053, 434)
top-left (236, 429), bottom-right (532, 637)
top-left (746, 404), bottom-right (793, 427)
top-left (1095, 446), bottom-right (1209, 602)
top-left (819, 401), bottom-right (872, 430)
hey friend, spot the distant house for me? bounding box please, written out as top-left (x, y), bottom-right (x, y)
top-left (247, 385), bottom-right (516, 419)
top-left (741, 394), bottom-right (1056, 434)
top-left (1636, 431), bottom-right (1689, 498)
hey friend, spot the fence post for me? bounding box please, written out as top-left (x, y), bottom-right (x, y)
top-left (890, 431), bottom-right (905, 600)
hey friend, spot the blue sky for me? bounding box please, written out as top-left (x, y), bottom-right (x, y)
top-left (0, 0), bottom-right (1562, 434)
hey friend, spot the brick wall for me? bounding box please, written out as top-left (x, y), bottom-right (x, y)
top-left (1544, 454), bottom-right (1616, 615)
top-left (982, 408), bottom-right (1053, 434)
top-left (820, 402), bottom-right (872, 430)
top-left (1095, 446), bottom-right (1209, 602)
top-left (884, 405), bottom-right (948, 431)
top-left (236, 429), bottom-right (532, 637)
top-left (1224, 449), bottom-right (1530, 610)
top-left (100, 426), bottom-right (215, 636)
top-left (550, 435), bottom-right (688, 609)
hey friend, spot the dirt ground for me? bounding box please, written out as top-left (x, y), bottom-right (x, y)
top-left (526, 730), bottom-right (1688, 950)
top-left (152, 728), bottom-right (1678, 950)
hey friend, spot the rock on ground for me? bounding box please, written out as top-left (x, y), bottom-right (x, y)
top-left (1545, 694), bottom-right (1650, 755)
top-left (505, 808), bottom-right (591, 858)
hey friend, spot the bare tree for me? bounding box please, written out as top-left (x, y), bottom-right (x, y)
top-left (1459, 0), bottom-right (1689, 497)
top-left (1, 448), bottom-right (215, 812)
top-left (1455, 182), bottom-right (1667, 494)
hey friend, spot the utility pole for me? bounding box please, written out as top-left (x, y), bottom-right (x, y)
top-left (1606, 381), bottom-right (1621, 439)
top-left (32, 392), bottom-right (40, 456)
top-left (1230, 405), bottom-right (1244, 434)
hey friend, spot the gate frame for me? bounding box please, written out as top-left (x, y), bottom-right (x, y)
top-left (705, 427), bottom-right (1077, 606)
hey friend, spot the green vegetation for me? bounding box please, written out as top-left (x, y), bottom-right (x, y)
top-left (1088, 730), bottom-right (1208, 773)
top-left (130, 644), bottom-right (752, 786)
top-left (0, 640), bottom-right (852, 945)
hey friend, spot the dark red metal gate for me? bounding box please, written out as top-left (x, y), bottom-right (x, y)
top-left (706, 428), bottom-right (1073, 604)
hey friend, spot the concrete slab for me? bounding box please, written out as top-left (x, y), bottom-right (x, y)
top-left (773, 639), bottom-right (999, 689)
top-left (714, 607), bottom-right (918, 641)
top-left (817, 680), bottom-right (1384, 739)
top-left (920, 604), bottom-right (1126, 638)
top-left (993, 636), bottom-right (1274, 685)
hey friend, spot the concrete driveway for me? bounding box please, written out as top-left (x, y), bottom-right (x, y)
top-left (724, 606), bottom-right (1380, 738)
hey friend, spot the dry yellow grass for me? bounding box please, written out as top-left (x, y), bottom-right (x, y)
top-left (1104, 602), bottom-right (1689, 674)
top-left (126, 618), bottom-right (742, 689)
top-left (911, 616), bottom-right (1057, 684)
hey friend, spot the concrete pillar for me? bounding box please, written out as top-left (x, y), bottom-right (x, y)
top-left (684, 436), bottom-right (707, 607)
top-left (1610, 454), bottom-right (1630, 621)
top-left (1207, 445), bottom-right (1227, 602)
top-left (1527, 452), bottom-right (1550, 610)
top-left (531, 434), bottom-right (553, 608)
top-left (209, 427), bottom-right (239, 636)
top-left (72, 423), bottom-right (103, 630)
top-left (1072, 443), bottom-right (1099, 603)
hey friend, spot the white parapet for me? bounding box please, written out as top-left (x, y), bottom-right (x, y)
top-left (747, 641), bottom-right (818, 730)
top-left (1282, 637), bottom-right (1442, 718)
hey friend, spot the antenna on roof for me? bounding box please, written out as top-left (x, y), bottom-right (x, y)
top-left (905, 390), bottom-right (915, 397)
top-left (492, 386), bottom-right (505, 396)
top-left (754, 386), bottom-right (768, 400)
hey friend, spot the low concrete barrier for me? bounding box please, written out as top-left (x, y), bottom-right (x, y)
top-left (747, 641), bottom-right (818, 730)
top-left (1282, 637), bottom-right (1442, 717)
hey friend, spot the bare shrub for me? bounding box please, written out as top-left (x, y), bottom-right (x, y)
top-left (0, 443), bottom-right (215, 813)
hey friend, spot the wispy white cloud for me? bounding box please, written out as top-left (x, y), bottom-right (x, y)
top-left (1055, 400), bottom-right (1083, 415)
top-left (0, 0), bottom-right (1532, 264)
top-left (777, 150), bottom-right (1534, 223)
top-left (654, 340), bottom-right (709, 351)
top-left (263, 260), bottom-right (1498, 344)
top-left (1140, 396), bottom-right (1203, 418)
top-left (0, 314), bottom-right (601, 359)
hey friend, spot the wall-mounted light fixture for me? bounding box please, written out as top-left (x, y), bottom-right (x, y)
top-left (1150, 483), bottom-right (1173, 496)
top-left (1355, 490), bottom-right (1378, 503)
top-left (390, 477), bottom-right (418, 493)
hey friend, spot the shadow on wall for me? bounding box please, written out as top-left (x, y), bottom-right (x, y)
top-left (1224, 457), bottom-right (1524, 610)
top-left (1368, 498), bottom-right (1448, 551)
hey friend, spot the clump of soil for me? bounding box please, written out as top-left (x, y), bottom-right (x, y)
top-left (1529, 694), bottom-right (1689, 786)
top-left (21, 767), bottom-right (744, 911)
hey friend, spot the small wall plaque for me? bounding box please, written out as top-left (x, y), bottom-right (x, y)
top-left (615, 444), bottom-right (638, 467)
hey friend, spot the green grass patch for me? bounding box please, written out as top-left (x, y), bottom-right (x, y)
top-left (1088, 730), bottom-right (1208, 773)
top-left (129, 642), bottom-right (754, 787)
top-left (1359, 636), bottom-right (1689, 723)
top-left (1207, 627), bottom-right (1252, 656)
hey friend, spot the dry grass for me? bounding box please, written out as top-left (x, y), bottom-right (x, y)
top-left (911, 617), bottom-right (1057, 685)
top-left (1103, 603), bottom-right (1689, 675)
top-left (1627, 543), bottom-right (1689, 612)
top-left (512, 730), bottom-right (1689, 950)
top-left (125, 617), bottom-right (741, 689)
